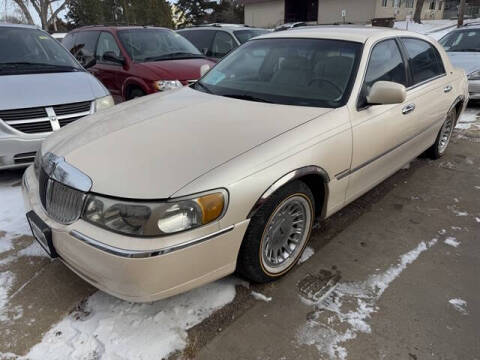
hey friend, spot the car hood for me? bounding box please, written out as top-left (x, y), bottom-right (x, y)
top-left (42, 87), bottom-right (331, 199)
top-left (0, 71), bottom-right (107, 110)
top-left (446, 52), bottom-right (480, 75)
top-left (138, 58), bottom-right (216, 81)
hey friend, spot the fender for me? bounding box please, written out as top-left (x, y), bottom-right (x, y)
top-left (247, 165), bottom-right (330, 220)
top-left (448, 95), bottom-right (466, 126)
top-left (122, 77), bottom-right (150, 100)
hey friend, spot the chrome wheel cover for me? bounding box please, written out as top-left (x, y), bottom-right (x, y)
top-left (261, 195), bottom-right (312, 274)
top-left (438, 113), bottom-right (454, 154)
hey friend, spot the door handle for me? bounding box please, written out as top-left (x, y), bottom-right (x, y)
top-left (402, 103), bottom-right (416, 115)
top-left (444, 85), bottom-right (453, 93)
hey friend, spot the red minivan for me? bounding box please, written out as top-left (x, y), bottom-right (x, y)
top-left (63, 26), bottom-right (216, 103)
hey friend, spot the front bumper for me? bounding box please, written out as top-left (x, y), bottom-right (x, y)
top-left (22, 166), bottom-right (249, 302)
top-left (468, 79), bottom-right (480, 100)
top-left (0, 135), bottom-right (45, 170)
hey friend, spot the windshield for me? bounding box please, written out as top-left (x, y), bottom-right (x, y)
top-left (439, 29), bottom-right (480, 52)
top-left (118, 29), bottom-right (203, 62)
top-left (234, 29), bottom-right (270, 44)
top-left (194, 38), bottom-right (362, 108)
top-left (0, 27), bottom-right (82, 75)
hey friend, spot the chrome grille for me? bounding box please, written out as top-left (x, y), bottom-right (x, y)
top-left (0, 101), bottom-right (92, 134)
top-left (45, 180), bottom-right (86, 224)
top-left (38, 153), bottom-right (91, 225)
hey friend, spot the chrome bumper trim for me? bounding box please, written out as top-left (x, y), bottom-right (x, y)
top-left (70, 225), bottom-right (235, 258)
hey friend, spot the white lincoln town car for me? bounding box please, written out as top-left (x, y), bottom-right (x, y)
top-left (23, 27), bottom-right (468, 302)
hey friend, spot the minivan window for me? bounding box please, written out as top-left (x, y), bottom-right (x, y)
top-left (439, 29), bottom-right (480, 52)
top-left (401, 38), bottom-right (445, 85)
top-left (211, 31), bottom-right (236, 58)
top-left (118, 29), bottom-right (203, 62)
top-left (359, 39), bottom-right (406, 107)
top-left (196, 38), bottom-right (362, 108)
top-left (0, 27), bottom-right (82, 75)
top-left (178, 30), bottom-right (216, 55)
top-left (72, 31), bottom-right (100, 67)
top-left (234, 29), bottom-right (270, 44)
top-left (96, 32), bottom-right (122, 62)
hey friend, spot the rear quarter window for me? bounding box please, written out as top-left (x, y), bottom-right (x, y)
top-left (178, 30), bottom-right (215, 54)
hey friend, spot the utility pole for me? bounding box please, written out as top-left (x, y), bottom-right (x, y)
top-left (458, 0), bottom-right (466, 28)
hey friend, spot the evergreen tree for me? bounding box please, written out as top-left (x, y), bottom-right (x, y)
top-left (175, 0), bottom-right (216, 27)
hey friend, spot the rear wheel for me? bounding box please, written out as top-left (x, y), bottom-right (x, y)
top-left (237, 181), bottom-right (315, 283)
top-left (427, 108), bottom-right (456, 159)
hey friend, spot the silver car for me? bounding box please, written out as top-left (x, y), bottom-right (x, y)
top-left (439, 23), bottom-right (480, 100)
top-left (0, 24), bottom-right (114, 170)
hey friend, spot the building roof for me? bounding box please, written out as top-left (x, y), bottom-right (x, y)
top-left (256, 26), bottom-right (413, 43)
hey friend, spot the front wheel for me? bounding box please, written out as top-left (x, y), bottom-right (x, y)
top-left (427, 108), bottom-right (456, 159)
top-left (237, 181), bottom-right (315, 283)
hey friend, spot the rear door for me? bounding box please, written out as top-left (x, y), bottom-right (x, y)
top-left (399, 37), bottom-right (453, 136)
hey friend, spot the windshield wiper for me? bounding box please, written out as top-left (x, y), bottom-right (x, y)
top-left (0, 62), bottom-right (80, 71)
top-left (221, 94), bottom-right (273, 103)
top-left (144, 52), bottom-right (205, 61)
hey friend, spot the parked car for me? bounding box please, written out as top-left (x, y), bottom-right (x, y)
top-left (439, 23), bottom-right (480, 100)
top-left (23, 27), bottom-right (468, 302)
top-left (0, 24), bottom-right (113, 170)
top-left (177, 25), bottom-right (269, 60)
top-left (63, 26), bottom-right (216, 103)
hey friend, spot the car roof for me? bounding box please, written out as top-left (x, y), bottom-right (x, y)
top-left (70, 25), bottom-right (171, 32)
top-left (256, 25), bottom-right (423, 43)
top-left (178, 26), bottom-right (265, 32)
top-left (0, 23), bottom-right (40, 30)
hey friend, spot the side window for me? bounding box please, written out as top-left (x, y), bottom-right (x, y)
top-left (401, 38), bottom-right (445, 85)
top-left (62, 33), bottom-right (76, 53)
top-left (360, 39), bottom-right (407, 106)
top-left (96, 32), bottom-right (121, 63)
top-left (212, 31), bottom-right (236, 58)
top-left (72, 31), bottom-right (99, 67)
top-left (178, 30), bottom-right (215, 55)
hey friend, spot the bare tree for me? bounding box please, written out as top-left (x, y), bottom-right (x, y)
top-left (413, 0), bottom-right (425, 24)
top-left (12, 0), bottom-right (68, 30)
top-left (458, 0), bottom-right (466, 27)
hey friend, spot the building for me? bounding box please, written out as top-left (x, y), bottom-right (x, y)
top-left (241, 0), bottom-right (445, 28)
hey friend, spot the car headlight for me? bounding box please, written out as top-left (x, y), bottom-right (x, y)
top-left (94, 95), bottom-right (114, 112)
top-left (468, 70), bottom-right (480, 81)
top-left (82, 190), bottom-right (227, 236)
top-left (153, 80), bottom-right (183, 91)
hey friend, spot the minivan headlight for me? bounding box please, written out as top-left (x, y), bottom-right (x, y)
top-left (94, 95), bottom-right (114, 112)
top-left (468, 70), bottom-right (480, 81)
top-left (154, 80), bottom-right (183, 91)
top-left (82, 190), bottom-right (227, 236)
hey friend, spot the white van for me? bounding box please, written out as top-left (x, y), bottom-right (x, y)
top-left (0, 24), bottom-right (114, 170)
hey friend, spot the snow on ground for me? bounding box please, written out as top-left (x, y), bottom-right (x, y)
top-left (251, 291), bottom-right (272, 303)
top-left (444, 236), bottom-right (461, 248)
top-left (456, 109), bottom-right (480, 130)
top-left (299, 246), bottom-right (315, 264)
top-left (0, 182), bottom-right (30, 236)
top-left (296, 237), bottom-right (438, 360)
top-left (449, 298), bottom-right (468, 315)
top-left (24, 279), bottom-right (237, 360)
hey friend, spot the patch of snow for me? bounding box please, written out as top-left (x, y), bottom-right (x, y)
top-left (476, 217), bottom-right (480, 223)
top-left (448, 205), bottom-right (469, 217)
top-left (17, 242), bottom-right (47, 258)
top-left (444, 237), bottom-right (460, 248)
top-left (0, 184), bottom-right (30, 236)
top-left (251, 291), bottom-right (272, 303)
top-left (0, 271), bottom-right (15, 322)
top-left (456, 109), bottom-right (479, 130)
top-left (0, 238), bottom-right (13, 254)
top-left (449, 298), bottom-right (468, 315)
top-left (296, 238), bottom-right (437, 360)
top-left (26, 278), bottom-right (237, 360)
top-left (299, 246), bottom-right (315, 264)
top-left (475, 186), bottom-right (480, 190)
top-left (438, 229), bottom-right (446, 235)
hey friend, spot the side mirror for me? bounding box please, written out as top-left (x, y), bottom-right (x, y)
top-left (200, 64), bottom-right (211, 77)
top-left (366, 81), bottom-right (406, 105)
top-left (84, 58), bottom-right (96, 69)
top-left (102, 51), bottom-right (125, 65)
